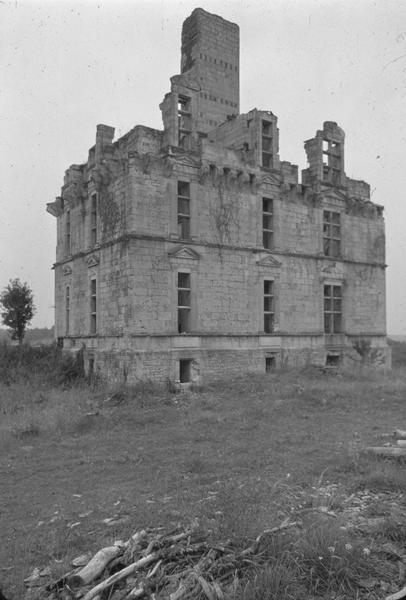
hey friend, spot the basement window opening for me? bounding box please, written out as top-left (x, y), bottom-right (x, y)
top-left (265, 355), bottom-right (276, 372)
top-left (179, 359), bottom-right (192, 383)
top-left (326, 354), bottom-right (340, 367)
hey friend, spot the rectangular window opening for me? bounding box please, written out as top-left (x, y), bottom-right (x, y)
top-left (178, 272), bottom-right (191, 334)
top-left (326, 354), bottom-right (340, 367)
top-left (90, 193), bottom-right (98, 245)
top-left (88, 357), bottom-right (95, 376)
top-left (262, 120), bottom-right (273, 168)
top-left (265, 355), bottom-right (276, 372)
top-left (324, 284), bottom-right (342, 334)
top-left (177, 181), bottom-right (190, 240)
top-left (65, 286), bottom-right (70, 336)
top-left (179, 359), bottom-right (192, 383)
top-left (323, 210), bottom-right (341, 257)
top-left (264, 280), bottom-right (274, 334)
top-left (66, 210), bottom-right (71, 255)
top-left (262, 197), bottom-right (273, 249)
top-left (178, 95), bottom-right (191, 149)
top-left (90, 278), bottom-right (97, 334)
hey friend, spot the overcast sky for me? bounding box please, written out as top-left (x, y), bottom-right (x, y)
top-left (1, 0), bottom-right (405, 333)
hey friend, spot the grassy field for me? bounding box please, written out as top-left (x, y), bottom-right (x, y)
top-left (1, 344), bottom-right (406, 599)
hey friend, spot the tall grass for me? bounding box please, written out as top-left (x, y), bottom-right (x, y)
top-left (0, 341), bottom-right (84, 387)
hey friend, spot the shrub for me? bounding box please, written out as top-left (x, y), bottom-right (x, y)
top-left (0, 342), bottom-right (85, 387)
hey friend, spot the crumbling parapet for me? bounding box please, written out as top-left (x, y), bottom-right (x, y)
top-left (302, 121), bottom-right (345, 187)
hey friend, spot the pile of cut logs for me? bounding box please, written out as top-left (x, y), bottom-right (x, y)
top-left (364, 429), bottom-right (406, 458)
top-left (25, 520), bottom-right (297, 600)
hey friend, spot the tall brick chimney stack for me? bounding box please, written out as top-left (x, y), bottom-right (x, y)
top-left (180, 8), bottom-right (240, 132)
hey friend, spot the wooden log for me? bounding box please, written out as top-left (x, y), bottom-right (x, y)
top-left (82, 552), bottom-right (159, 600)
top-left (386, 584), bottom-right (406, 600)
top-left (363, 446), bottom-right (406, 458)
top-left (394, 429), bottom-right (406, 439)
top-left (240, 520), bottom-right (298, 557)
top-left (124, 585), bottom-right (145, 599)
top-left (67, 545), bottom-right (123, 589)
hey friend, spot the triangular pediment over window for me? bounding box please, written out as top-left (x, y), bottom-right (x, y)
top-left (256, 254), bottom-right (282, 268)
top-left (85, 254), bottom-right (100, 268)
top-left (171, 153), bottom-right (201, 169)
top-left (259, 172), bottom-right (281, 187)
top-left (168, 246), bottom-right (201, 261)
top-left (62, 264), bottom-right (72, 276)
top-left (321, 189), bottom-right (348, 205)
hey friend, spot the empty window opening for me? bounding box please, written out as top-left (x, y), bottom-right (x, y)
top-left (243, 142), bottom-right (249, 151)
top-left (262, 120), bottom-right (273, 168)
top-left (265, 355), bottom-right (276, 372)
top-left (88, 357), bottom-right (95, 376)
top-left (323, 210), bottom-right (341, 257)
top-left (177, 181), bottom-right (190, 240)
top-left (262, 198), bottom-right (273, 249)
top-left (249, 173), bottom-right (256, 187)
top-left (66, 210), bottom-right (71, 255)
top-left (264, 280), bottom-right (274, 334)
top-left (66, 286), bottom-right (70, 336)
top-left (177, 95), bottom-right (191, 149)
top-left (90, 278), bottom-right (97, 334)
top-left (179, 359), bottom-right (192, 383)
top-left (90, 193), bottom-right (98, 245)
top-left (178, 272), bottom-right (191, 333)
top-left (322, 139), bottom-right (342, 183)
top-left (223, 167), bottom-right (230, 183)
top-left (324, 285), bottom-right (342, 334)
top-left (326, 354), bottom-right (341, 367)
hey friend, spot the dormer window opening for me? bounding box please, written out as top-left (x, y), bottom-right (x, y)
top-left (262, 120), bottom-right (273, 168)
top-left (178, 95), bottom-right (191, 149)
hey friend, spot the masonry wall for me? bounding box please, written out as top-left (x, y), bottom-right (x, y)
top-left (49, 8), bottom-right (390, 383)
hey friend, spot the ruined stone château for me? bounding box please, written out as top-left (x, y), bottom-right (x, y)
top-left (47, 8), bottom-right (390, 382)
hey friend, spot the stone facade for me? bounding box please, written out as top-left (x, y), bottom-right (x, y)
top-left (47, 8), bottom-right (390, 383)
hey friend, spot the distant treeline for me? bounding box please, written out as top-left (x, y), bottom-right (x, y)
top-left (0, 326), bottom-right (54, 344)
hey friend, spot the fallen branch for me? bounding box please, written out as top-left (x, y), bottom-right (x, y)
top-left (240, 520), bottom-right (298, 556)
top-left (67, 545), bottom-right (124, 589)
top-left (82, 552), bottom-right (159, 600)
top-left (363, 447), bottom-right (406, 458)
